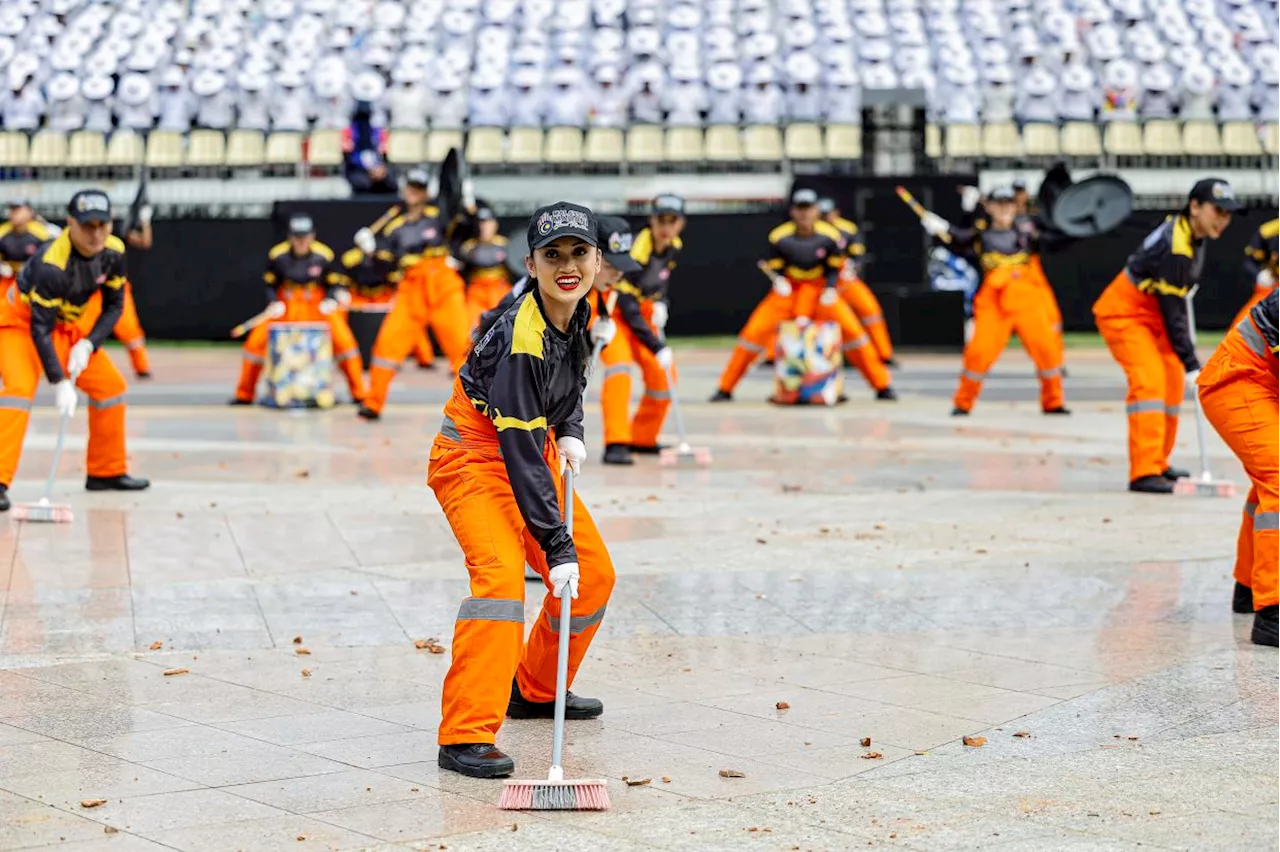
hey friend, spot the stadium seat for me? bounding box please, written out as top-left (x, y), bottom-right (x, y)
top-left (106, 131), bottom-right (144, 167)
top-left (265, 132), bottom-right (304, 165)
top-left (664, 127), bottom-right (704, 163)
top-left (386, 130), bottom-right (424, 165)
top-left (544, 127), bottom-right (584, 164)
top-left (1263, 124), bottom-right (1279, 156)
top-left (465, 127), bottom-right (506, 165)
top-left (704, 126), bottom-right (743, 162)
top-left (66, 131), bottom-right (107, 167)
top-left (307, 129), bottom-right (344, 167)
top-left (507, 127), bottom-right (545, 164)
top-left (1221, 122), bottom-right (1264, 156)
top-left (1181, 121), bottom-right (1223, 156)
top-left (185, 130), bottom-right (226, 167)
top-left (0, 132), bottom-right (28, 167)
top-left (825, 124), bottom-right (861, 160)
top-left (626, 126), bottom-right (664, 164)
top-left (743, 125), bottom-right (784, 162)
top-left (1103, 122), bottom-right (1144, 157)
top-left (925, 124), bottom-right (942, 159)
top-left (1061, 123), bottom-right (1103, 157)
top-left (1021, 124), bottom-right (1061, 157)
top-left (426, 130), bottom-right (464, 163)
top-left (981, 123), bottom-right (1022, 159)
top-left (584, 128), bottom-right (624, 164)
top-left (225, 131), bottom-right (265, 167)
top-left (145, 131), bottom-right (184, 168)
top-left (944, 124), bottom-right (982, 158)
top-left (784, 124), bottom-right (823, 160)
top-left (27, 131), bottom-right (67, 168)
top-left (1141, 121), bottom-right (1182, 156)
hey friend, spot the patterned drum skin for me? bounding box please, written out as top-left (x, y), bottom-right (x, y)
top-left (773, 319), bottom-right (843, 406)
top-left (266, 322), bottom-right (336, 409)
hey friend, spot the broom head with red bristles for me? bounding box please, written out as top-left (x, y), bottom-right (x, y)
top-left (11, 496), bottom-right (74, 524)
top-left (498, 773), bottom-right (611, 810)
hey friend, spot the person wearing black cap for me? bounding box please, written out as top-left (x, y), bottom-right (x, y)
top-left (1232, 216), bottom-right (1278, 329)
top-left (712, 188), bottom-right (896, 402)
top-left (626, 194), bottom-right (685, 453)
top-left (0, 200), bottom-right (54, 286)
top-left (1094, 178), bottom-right (1240, 493)
top-left (231, 214), bottom-right (366, 405)
top-left (0, 190), bottom-right (149, 513)
top-left (454, 207), bottom-right (513, 330)
top-left (820, 197), bottom-right (896, 366)
top-left (427, 202), bottom-right (613, 778)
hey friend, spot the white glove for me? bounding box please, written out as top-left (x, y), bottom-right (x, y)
top-left (590, 317), bottom-right (616, 346)
top-left (462, 178), bottom-right (476, 210)
top-left (54, 380), bottom-right (77, 419)
top-left (772, 276), bottom-right (792, 297)
top-left (557, 435), bottom-right (586, 476)
top-left (654, 346), bottom-right (673, 370)
top-left (353, 227), bottom-right (377, 254)
top-left (819, 287), bottom-right (838, 306)
top-left (960, 185), bottom-right (982, 213)
top-left (1258, 268), bottom-right (1276, 288)
top-left (318, 298), bottom-right (339, 315)
top-left (138, 204), bottom-right (153, 225)
top-left (650, 300), bottom-right (669, 330)
top-left (549, 561), bottom-right (579, 599)
top-left (921, 212), bottom-right (951, 237)
top-left (266, 301), bottom-right (287, 319)
top-left (1184, 368), bottom-right (1200, 387)
top-left (0, 262), bottom-right (11, 278)
top-left (67, 339), bottom-right (94, 377)
top-left (333, 288), bottom-right (352, 307)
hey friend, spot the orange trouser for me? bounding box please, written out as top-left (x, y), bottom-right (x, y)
top-left (350, 289), bottom-right (434, 367)
top-left (466, 276), bottom-right (513, 330)
top-left (427, 423), bottom-right (615, 745)
top-left (366, 259), bottom-right (470, 414)
top-left (1028, 256), bottom-right (1065, 367)
top-left (1096, 313), bottom-right (1185, 481)
top-left (234, 290), bottom-right (366, 403)
top-left (1197, 317), bottom-right (1278, 610)
top-left (597, 325), bottom-right (634, 447)
top-left (0, 321), bottom-right (129, 486)
top-left (621, 308), bottom-right (674, 448)
top-left (76, 282), bottom-right (151, 375)
top-left (1232, 283), bottom-right (1278, 330)
top-left (838, 275), bottom-right (894, 362)
top-left (954, 269), bottom-right (1065, 412)
top-left (718, 281), bottom-right (890, 394)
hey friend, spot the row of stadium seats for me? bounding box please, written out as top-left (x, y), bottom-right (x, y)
top-left (2, 122), bottom-right (1277, 171)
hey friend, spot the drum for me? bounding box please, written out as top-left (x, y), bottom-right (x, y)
top-left (266, 321), bottom-right (336, 409)
top-left (773, 319), bottom-right (843, 406)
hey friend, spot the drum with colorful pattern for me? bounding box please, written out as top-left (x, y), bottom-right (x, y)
top-left (266, 322), bottom-right (336, 409)
top-left (772, 319), bottom-right (843, 406)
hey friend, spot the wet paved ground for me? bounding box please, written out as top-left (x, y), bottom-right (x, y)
top-left (1, 345), bottom-right (1276, 852)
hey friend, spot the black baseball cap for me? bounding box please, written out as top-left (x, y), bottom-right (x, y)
top-left (791, 188), bottom-right (819, 207)
top-left (68, 189), bottom-right (112, 224)
top-left (818, 197), bottom-right (836, 214)
top-left (528, 202), bottom-right (598, 250)
top-left (476, 206), bottom-right (496, 221)
top-left (651, 194), bottom-right (685, 216)
top-left (404, 167), bottom-right (430, 188)
top-left (1012, 179), bottom-right (1028, 191)
top-left (6, 198), bottom-right (32, 209)
top-left (1189, 178), bottom-right (1241, 212)
top-left (288, 214), bottom-right (315, 235)
top-left (988, 186), bottom-right (1016, 202)
top-left (596, 216), bottom-right (643, 273)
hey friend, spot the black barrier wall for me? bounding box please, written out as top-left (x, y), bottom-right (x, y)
top-left (129, 198), bottom-right (1275, 341)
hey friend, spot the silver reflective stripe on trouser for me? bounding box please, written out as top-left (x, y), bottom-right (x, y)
top-left (1255, 512), bottom-right (1279, 531)
top-left (737, 337), bottom-right (766, 354)
top-left (371, 355), bottom-right (400, 371)
top-left (125, 337), bottom-right (146, 350)
top-left (243, 352), bottom-right (265, 365)
top-left (87, 394), bottom-right (126, 410)
top-left (1165, 405), bottom-right (1181, 417)
top-left (335, 347), bottom-right (360, 363)
top-left (1237, 317), bottom-right (1269, 359)
top-left (439, 414), bottom-right (461, 443)
top-left (457, 597), bottom-right (525, 623)
top-left (1126, 399), bottom-right (1165, 414)
top-left (1038, 367), bottom-right (1062, 379)
top-left (961, 369), bottom-right (985, 382)
top-left (644, 389), bottom-right (671, 400)
top-left (603, 364), bottom-right (630, 379)
top-left (546, 604), bottom-right (607, 634)
top-left (1244, 502), bottom-right (1259, 518)
top-left (0, 397), bottom-right (33, 411)
top-left (1052, 323), bottom-right (1063, 333)
top-left (842, 335), bottom-right (869, 352)
top-left (862, 313), bottom-right (884, 326)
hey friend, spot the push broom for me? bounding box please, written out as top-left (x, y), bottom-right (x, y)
top-left (499, 467), bottom-right (610, 811)
top-left (1174, 287), bottom-right (1238, 498)
top-left (11, 398), bottom-right (74, 523)
top-left (659, 365), bottom-right (712, 467)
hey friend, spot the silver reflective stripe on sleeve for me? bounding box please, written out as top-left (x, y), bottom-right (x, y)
top-left (457, 597), bottom-right (525, 623)
top-left (643, 389), bottom-right (671, 400)
top-left (125, 337), bottom-right (146, 350)
top-left (0, 397), bottom-right (33, 411)
top-left (87, 394), bottom-right (126, 410)
top-left (961, 369), bottom-right (985, 382)
top-left (546, 604), bottom-right (607, 634)
top-left (1244, 502), bottom-right (1259, 518)
top-left (335, 347), bottom-right (360, 363)
top-left (1126, 399), bottom-right (1165, 414)
top-left (842, 335), bottom-right (869, 351)
top-left (439, 414), bottom-right (462, 443)
top-left (1165, 405), bottom-right (1181, 417)
top-left (1237, 317), bottom-right (1269, 359)
top-left (1038, 367), bottom-right (1062, 379)
top-left (244, 352), bottom-right (265, 365)
top-left (862, 313), bottom-right (884, 326)
top-left (371, 356), bottom-right (400, 370)
top-left (603, 364), bottom-right (630, 379)
top-left (1254, 512), bottom-right (1279, 531)
top-left (737, 337), bottom-right (765, 354)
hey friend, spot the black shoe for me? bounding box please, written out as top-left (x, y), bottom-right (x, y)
top-left (437, 744), bottom-right (514, 778)
top-left (507, 679), bottom-right (604, 720)
top-left (356, 406), bottom-right (381, 421)
top-left (228, 397), bottom-right (253, 406)
top-left (630, 443), bottom-right (666, 455)
top-left (417, 362), bottom-right (436, 371)
top-left (1252, 606), bottom-right (1278, 647)
top-left (135, 372), bottom-right (152, 380)
top-left (0, 484), bottom-right (9, 512)
top-left (1128, 475), bottom-right (1174, 494)
top-left (603, 443), bottom-right (634, 465)
top-left (1233, 582), bottom-right (1254, 615)
top-left (1043, 406), bottom-right (1072, 415)
top-left (1061, 365), bottom-right (1070, 378)
top-left (761, 358), bottom-right (776, 367)
top-left (875, 387), bottom-right (898, 401)
top-left (1162, 466), bottom-right (1191, 481)
top-left (836, 394), bottom-right (850, 404)
top-left (884, 357), bottom-right (899, 368)
top-left (85, 474), bottom-right (150, 492)
top-left (951, 407), bottom-right (970, 416)
top-left (709, 390), bottom-right (733, 403)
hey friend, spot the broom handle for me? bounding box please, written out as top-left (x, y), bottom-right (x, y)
top-left (1185, 289), bottom-right (1211, 480)
top-left (665, 364), bottom-right (689, 447)
top-left (551, 468), bottom-right (574, 775)
top-left (43, 405), bottom-right (69, 502)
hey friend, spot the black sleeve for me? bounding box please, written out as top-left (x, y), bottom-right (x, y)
top-left (947, 226), bottom-right (980, 248)
top-left (22, 263), bottom-right (69, 383)
top-left (323, 255), bottom-right (349, 301)
top-left (1156, 253), bottom-right (1200, 371)
top-left (263, 255), bottom-right (280, 303)
top-left (614, 286), bottom-right (664, 352)
top-left (555, 370), bottom-right (587, 444)
top-left (489, 351), bottom-right (576, 567)
top-left (1243, 230), bottom-right (1266, 280)
top-left (86, 257), bottom-right (126, 350)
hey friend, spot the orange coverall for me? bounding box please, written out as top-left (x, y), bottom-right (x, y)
top-left (76, 281), bottom-right (150, 376)
top-left (458, 236), bottom-right (513, 330)
top-left (428, 293), bottom-right (613, 745)
top-left (1232, 218), bottom-right (1278, 328)
top-left (830, 216), bottom-right (894, 363)
top-left (587, 289), bottom-right (635, 448)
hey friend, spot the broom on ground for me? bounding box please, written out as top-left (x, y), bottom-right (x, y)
top-left (11, 401), bottom-right (74, 523)
top-left (1174, 287), bottom-right (1238, 498)
top-left (499, 467), bottom-right (610, 811)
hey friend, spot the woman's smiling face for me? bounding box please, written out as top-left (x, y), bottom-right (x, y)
top-left (526, 236), bottom-right (600, 309)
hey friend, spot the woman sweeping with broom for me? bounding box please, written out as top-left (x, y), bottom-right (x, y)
top-left (427, 202), bottom-right (614, 795)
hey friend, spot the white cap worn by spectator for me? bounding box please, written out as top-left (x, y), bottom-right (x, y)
top-left (386, 68), bottom-right (429, 129)
top-left (1133, 39), bottom-right (1166, 70)
top-left (192, 70), bottom-right (235, 130)
top-left (45, 72), bottom-right (84, 132)
top-left (785, 53), bottom-right (823, 122)
top-left (1057, 63), bottom-right (1097, 121)
top-left (236, 71), bottom-right (272, 131)
top-left (271, 68), bottom-right (312, 132)
top-left (468, 70), bottom-right (509, 127)
top-left (1100, 59), bottom-right (1140, 122)
top-left (1217, 61), bottom-right (1254, 121)
top-left (1086, 25), bottom-right (1122, 63)
top-left (938, 63), bottom-right (979, 123)
top-left (705, 62), bottom-right (742, 123)
top-left (1140, 65), bottom-right (1177, 119)
top-left (544, 65), bottom-right (588, 127)
top-left (80, 74), bottom-right (115, 133)
top-left (115, 72), bottom-right (157, 131)
top-left (862, 63), bottom-right (900, 91)
top-left (982, 65), bottom-right (1015, 123)
top-left (156, 67), bottom-right (194, 132)
top-left (1178, 63), bottom-right (1217, 121)
top-left (663, 64), bottom-right (708, 126)
top-left (588, 65), bottom-right (628, 127)
top-left (704, 27), bottom-right (737, 63)
top-left (743, 63), bottom-right (782, 124)
top-left (667, 3), bottom-right (701, 29)
top-left (508, 66), bottom-right (545, 127)
top-left (432, 72), bottom-right (468, 129)
top-left (824, 66), bottom-right (861, 124)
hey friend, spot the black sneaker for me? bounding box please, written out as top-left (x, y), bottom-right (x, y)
top-left (135, 372), bottom-right (152, 380)
top-left (356, 406), bottom-right (381, 421)
top-left (86, 474), bottom-right (150, 492)
top-left (875, 387), bottom-right (898, 401)
top-left (437, 744), bottom-right (515, 778)
top-left (507, 679), bottom-right (603, 720)
top-left (709, 390), bottom-right (733, 402)
top-left (1252, 605), bottom-right (1278, 647)
top-left (630, 444), bottom-right (666, 455)
top-left (1162, 466), bottom-right (1191, 480)
top-left (0, 484), bottom-right (9, 512)
top-left (951, 407), bottom-right (970, 416)
top-left (602, 443), bottom-right (634, 465)
top-left (1043, 406), bottom-right (1072, 415)
top-left (228, 397), bottom-right (253, 406)
top-left (1129, 475), bottom-right (1174, 494)
top-left (884, 357), bottom-right (899, 368)
top-left (417, 361), bottom-right (436, 370)
top-left (1234, 582), bottom-right (1254, 615)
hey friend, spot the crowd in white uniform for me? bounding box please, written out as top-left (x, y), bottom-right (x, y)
top-left (0, 0), bottom-right (1276, 135)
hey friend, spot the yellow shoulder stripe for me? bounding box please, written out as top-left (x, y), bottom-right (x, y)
top-left (42, 231), bottom-right (72, 270)
top-left (105, 234), bottom-right (125, 253)
top-left (493, 235), bottom-right (509, 246)
top-left (1171, 215), bottom-right (1194, 258)
top-left (341, 247), bottom-right (364, 267)
top-left (614, 280), bottom-right (642, 297)
top-left (510, 294), bottom-right (546, 358)
top-left (672, 235), bottom-right (683, 250)
top-left (814, 221), bottom-right (843, 242)
top-left (768, 222), bottom-right (796, 244)
top-left (268, 241), bottom-right (290, 260)
top-left (630, 227), bottom-right (653, 265)
top-left (27, 290), bottom-right (64, 309)
top-left (493, 414), bottom-right (548, 432)
top-left (0, 223), bottom-right (10, 238)
top-left (311, 241), bottom-right (335, 261)
top-left (1260, 219), bottom-right (1280, 240)
top-left (29, 221), bottom-right (50, 240)
top-left (103, 275), bottom-right (125, 290)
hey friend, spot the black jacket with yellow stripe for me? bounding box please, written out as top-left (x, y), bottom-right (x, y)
top-left (459, 288), bottom-right (590, 568)
top-left (629, 226), bottom-right (681, 301)
top-left (0, 220), bottom-right (53, 272)
top-left (1122, 215), bottom-right (1204, 372)
top-left (263, 240), bottom-right (346, 303)
top-left (764, 220), bottom-right (844, 286)
top-left (17, 230), bottom-right (127, 383)
top-left (1244, 218), bottom-right (1279, 281)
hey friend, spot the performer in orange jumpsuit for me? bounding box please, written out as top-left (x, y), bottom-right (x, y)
top-left (1198, 290), bottom-right (1277, 646)
top-left (1093, 178), bottom-right (1238, 493)
top-left (1232, 217), bottom-right (1278, 328)
top-left (428, 202), bottom-right (613, 778)
top-left (353, 199), bottom-right (437, 368)
top-left (712, 189), bottom-right (896, 402)
top-left (0, 198), bottom-right (53, 293)
top-left (231, 215), bottom-right (366, 404)
top-left (456, 207), bottom-right (513, 330)
top-left (75, 202), bottom-right (156, 378)
top-left (0, 190), bottom-right (149, 512)
top-left (916, 187), bottom-right (1068, 416)
top-left (819, 198), bottom-right (896, 366)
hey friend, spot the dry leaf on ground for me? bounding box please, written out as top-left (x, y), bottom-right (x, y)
top-left (80, 799), bottom-right (106, 808)
top-left (623, 777), bottom-right (651, 787)
top-left (103, 826), bottom-right (118, 834)
top-left (295, 470), bottom-right (310, 478)
top-left (415, 639), bottom-right (447, 653)
top-left (719, 769), bottom-right (745, 778)
top-left (1013, 731), bottom-right (1032, 738)
top-left (861, 752), bottom-right (883, 760)
top-left (148, 641), bottom-right (163, 651)
top-left (962, 735), bottom-right (987, 747)
top-left (163, 668), bottom-right (188, 676)
top-left (295, 648), bottom-right (311, 656)
top-left (292, 636), bottom-right (303, 644)
top-left (661, 776), bottom-right (671, 783)
top-left (301, 669), bottom-right (312, 678)
top-left (775, 701), bottom-right (790, 710)
top-left (860, 737), bottom-right (872, 747)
